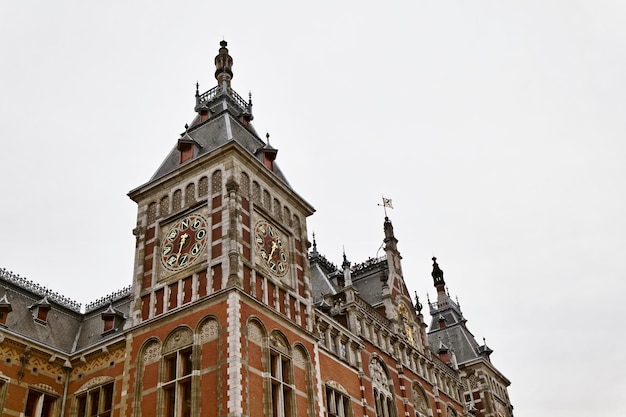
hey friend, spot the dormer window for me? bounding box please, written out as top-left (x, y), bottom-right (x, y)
top-left (101, 304), bottom-right (125, 334)
top-left (0, 291), bottom-right (12, 326)
top-left (177, 130), bottom-right (201, 164)
top-left (29, 297), bottom-right (51, 324)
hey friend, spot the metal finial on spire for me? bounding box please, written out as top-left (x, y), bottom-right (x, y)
top-left (195, 82), bottom-right (199, 96)
top-left (312, 232), bottom-right (317, 253)
top-left (215, 40), bottom-right (233, 87)
top-left (184, 123), bottom-right (189, 131)
top-left (266, 132), bottom-right (270, 145)
top-left (414, 291), bottom-right (423, 314)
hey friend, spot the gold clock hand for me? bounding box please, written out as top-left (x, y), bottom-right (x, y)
top-left (269, 240), bottom-right (278, 258)
top-left (177, 233), bottom-right (189, 259)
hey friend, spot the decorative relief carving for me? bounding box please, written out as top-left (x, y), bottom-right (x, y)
top-left (30, 383), bottom-right (57, 394)
top-left (468, 374), bottom-right (478, 389)
top-left (247, 321), bottom-right (264, 344)
top-left (326, 380), bottom-right (348, 394)
top-left (143, 341), bottom-right (161, 365)
top-left (199, 319), bottom-right (218, 343)
top-left (412, 383), bottom-right (428, 412)
top-left (269, 332), bottom-right (289, 354)
top-left (77, 376), bottom-right (114, 393)
top-left (163, 328), bottom-right (193, 353)
top-left (292, 346), bottom-right (306, 369)
top-left (369, 358), bottom-right (387, 390)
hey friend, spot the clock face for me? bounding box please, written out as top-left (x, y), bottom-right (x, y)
top-left (254, 220), bottom-right (289, 277)
top-left (160, 213), bottom-right (209, 272)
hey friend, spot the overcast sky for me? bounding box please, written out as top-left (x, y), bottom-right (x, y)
top-left (1, 1), bottom-right (625, 416)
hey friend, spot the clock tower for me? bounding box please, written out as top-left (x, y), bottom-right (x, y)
top-left (127, 41), bottom-right (315, 327)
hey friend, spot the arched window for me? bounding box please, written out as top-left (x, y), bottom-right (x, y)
top-left (24, 386), bottom-right (58, 417)
top-left (325, 381), bottom-right (352, 417)
top-left (240, 172), bottom-right (250, 197)
top-left (411, 382), bottom-right (429, 417)
top-left (268, 332), bottom-right (294, 417)
top-left (147, 202), bottom-right (157, 224)
top-left (211, 170), bottom-right (222, 194)
top-left (75, 378), bottom-right (114, 417)
top-left (198, 176), bottom-right (209, 198)
top-left (161, 328), bottom-right (194, 417)
top-left (369, 358), bottom-right (396, 417)
top-left (160, 196), bottom-right (170, 217)
top-left (172, 190), bottom-right (182, 212)
top-left (185, 183), bottom-right (196, 205)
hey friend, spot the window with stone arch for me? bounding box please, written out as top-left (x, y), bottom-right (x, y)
top-left (325, 381), bottom-right (352, 417)
top-left (211, 170), bottom-right (222, 194)
top-left (161, 327), bottom-right (195, 417)
top-left (273, 198), bottom-right (281, 220)
top-left (198, 176), bottom-right (209, 198)
top-left (240, 172), bottom-right (250, 197)
top-left (185, 183), bottom-right (196, 205)
top-left (268, 331), bottom-right (294, 417)
top-left (369, 357), bottom-right (396, 417)
top-left (172, 189), bottom-right (182, 212)
top-left (252, 181), bottom-right (261, 203)
top-left (411, 382), bottom-right (429, 417)
top-left (131, 338), bottom-right (163, 416)
top-left (446, 405), bottom-right (457, 417)
top-left (160, 195), bottom-right (170, 217)
top-left (263, 190), bottom-right (271, 210)
top-left (75, 377), bottom-right (115, 417)
top-left (147, 202), bottom-right (157, 224)
top-left (292, 344), bottom-right (315, 417)
top-left (24, 385), bottom-right (58, 417)
top-left (0, 377), bottom-right (7, 416)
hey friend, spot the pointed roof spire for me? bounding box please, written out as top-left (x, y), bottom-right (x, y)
top-left (311, 232), bottom-right (318, 254)
top-left (342, 249), bottom-right (353, 287)
top-left (243, 91), bottom-right (254, 122)
top-left (215, 40), bottom-right (233, 87)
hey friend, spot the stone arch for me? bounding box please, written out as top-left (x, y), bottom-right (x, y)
top-left (76, 376), bottom-right (115, 394)
top-left (199, 176), bottom-right (209, 197)
top-left (252, 181), bottom-right (261, 203)
top-left (262, 190), bottom-right (271, 210)
top-left (160, 195), bottom-right (170, 217)
top-left (412, 381), bottom-right (429, 416)
top-left (147, 202), bottom-right (157, 224)
top-left (197, 316), bottom-right (219, 343)
top-left (246, 317), bottom-right (268, 346)
top-left (172, 189), bottom-right (182, 211)
top-left (211, 170), bottom-right (223, 194)
top-left (269, 330), bottom-right (290, 354)
top-left (185, 183), bottom-right (196, 205)
top-left (162, 326), bottom-right (193, 354)
top-left (240, 172), bottom-right (251, 197)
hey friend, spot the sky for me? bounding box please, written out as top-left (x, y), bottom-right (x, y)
top-left (1, 1), bottom-right (625, 416)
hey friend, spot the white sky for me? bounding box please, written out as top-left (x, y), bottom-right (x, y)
top-left (1, 1), bottom-right (625, 416)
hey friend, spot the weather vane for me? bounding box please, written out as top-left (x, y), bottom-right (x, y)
top-left (378, 196), bottom-right (393, 217)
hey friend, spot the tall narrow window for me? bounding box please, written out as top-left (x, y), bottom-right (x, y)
top-left (76, 382), bottom-right (114, 417)
top-left (25, 390), bottom-right (57, 417)
top-left (270, 349), bottom-right (294, 417)
top-left (326, 384), bottom-right (352, 417)
top-left (163, 347), bottom-right (193, 417)
top-left (370, 358), bottom-right (396, 417)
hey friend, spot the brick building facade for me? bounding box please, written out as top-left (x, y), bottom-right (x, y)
top-left (0, 41), bottom-right (513, 417)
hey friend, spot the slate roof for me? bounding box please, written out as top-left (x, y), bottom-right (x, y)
top-left (0, 268), bottom-right (129, 354)
top-left (149, 85), bottom-right (291, 187)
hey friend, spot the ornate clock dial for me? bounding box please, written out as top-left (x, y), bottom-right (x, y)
top-left (160, 213), bottom-right (209, 272)
top-left (254, 220), bottom-right (289, 277)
